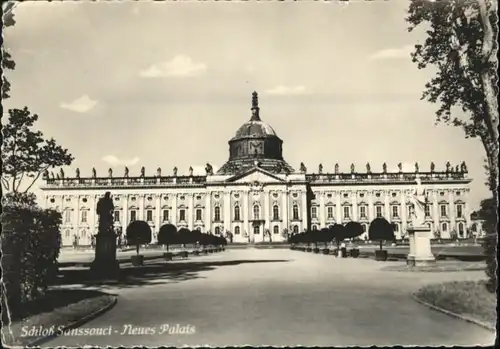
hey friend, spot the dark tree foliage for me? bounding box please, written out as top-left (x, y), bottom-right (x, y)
top-left (126, 220), bottom-right (152, 256)
top-left (157, 224), bottom-right (177, 250)
top-left (368, 218), bottom-right (395, 251)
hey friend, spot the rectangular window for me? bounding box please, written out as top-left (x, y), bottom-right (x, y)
top-left (440, 205), bottom-right (447, 217)
top-left (162, 209), bottom-right (169, 222)
top-left (65, 210), bottom-right (71, 223)
top-left (456, 205), bottom-right (463, 218)
top-left (196, 209), bottom-right (202, 221)
top-left (311, 207), bottom-right (317, 219)
top-left (424, 204), bottom-right (431, 217)
top-left (114, 211), bottom-right (120, 223)
top-left (81, 210), bottom-right (88, 223)
top-left (130, 210), bottom-right (137, 222)
top-left (392, 205), bottom-right (399, 218)
top-left (343, 206), bottom-right (350, 219)
top-left (179, 209), bottom-right (186, 222)
top-left (327, 206), bottom-right (334, 219)
top-left (146, 210), bottom-right (153, 222)
top-left (359, 206), bottom-right (367, 219)
top-left (375, 206), bottom-right (383, 218)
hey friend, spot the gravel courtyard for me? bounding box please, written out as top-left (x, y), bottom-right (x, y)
top-left (45, 248), bottom-right (494, 347)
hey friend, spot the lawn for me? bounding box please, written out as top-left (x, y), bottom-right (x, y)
top-left (415, 280), bottom-right (496, 329)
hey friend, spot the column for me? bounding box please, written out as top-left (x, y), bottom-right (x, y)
top-left (301, 190), bottom-right (308, 231)
top-left (205, 192), bottom-right (212, 233)
top-left (368, 191), bottom-right (375, 222)
top-left (432, 190), bottom-right (440, 234)
top-left (155, 194), bottom-right (161, 234)
top-left (243, 191), bottom-right (249, 238)
top-left (319, 192), bottom-right (326, 227)
top-left (335, 192), bottom-right (342, 223)
top-left (139, 194), bottom-right (145, 221)
top-left (400, 190), bottom-right (407, 234)
top-left (264, 190), bottom-right (270, 232)
top-left (188, 193), bottom-right (194, 230)
top-left (123, 195), bottom-right (129, 227)
top-left (171, 194), bottom-right (177, 226)
top-left (351, 192), bottom-right (358, 221)
top-left (282, 190), bottom-right (289, 235)
top-left (384, 191), bottom-right (390, 220)
top-left (74, 195), bottom-right (80, 237)
top-left (224, 192), bottom-right (231, 233)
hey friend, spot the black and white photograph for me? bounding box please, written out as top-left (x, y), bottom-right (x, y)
top-left (1, 0), bottom-right (498, 347)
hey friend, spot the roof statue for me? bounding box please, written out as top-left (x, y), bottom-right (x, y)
top-left (43, 169), bottom-right (49, 180)
top-left (75, 168), bottom-right (80, 178)
top-left (415, 162), bottom-right (419, 173)
top-left (275, 162), bottom-right (283, 173)
top-left (398, 162), bottom-right (402, 172)
top-left (318, 163), bottom-right (323, 174)
top-left (455, 165), bottom-right (459, 173)
top-left (382, 162), bottom-right (387, 173)
top-left (51, 171), bottom-right (55, 179)
top-left (56, 173), bottom-right (60, 180)
top-left (335, 163), bottom-right (339, 174)
top-left (430, 162), bottom-right (435, 172)
top-left (157, 167), bottom-right (161, 177)
top-left (205, 163), bottom-right (213, 175)
top-left (60, 168), bottom-right (65, 179)
top-left (366, 162), bottom-right (371, 173)
top-left (350, 163), bottom-right (355, 174)
top-left (124, 167), bottom-right (129, 177)
top-left (461, 161), bottom-right (468, 172)
top-left (92, 168), bottom-right (96, 178)
top-left (173, 167), bottom-right (178, 176)
top-left (250, 91), bottom-right (260, 121)
top-left (189, 166), bottom-right (194, 176)
top-left (446, 161), bottom-right (451, 172)
top-left (140, 166), bottom-right (145, 177)
top-left (108, 168), bottom-right (113, 178)
top-left (300, 162), bottom-right (307, 174)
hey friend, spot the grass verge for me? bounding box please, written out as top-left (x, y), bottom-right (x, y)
top-left (2, 289), bottom-right (116, 347)
top-left (415, 280), bottom-right (496, 329)
top-left (381, 261), bottom-right (485, 272)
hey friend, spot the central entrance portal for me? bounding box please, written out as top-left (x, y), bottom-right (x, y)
top-left (250, 220), bottom-right (264, 244)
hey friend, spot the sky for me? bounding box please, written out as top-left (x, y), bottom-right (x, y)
top-left (3, 0), bottom-right (490, 210)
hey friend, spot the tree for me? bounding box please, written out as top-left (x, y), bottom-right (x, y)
top-left (2, 1), bottom-right (16, 99)
top-left (406, 0), bottom-right (498, 199)
top-left (344, 221), bottom-right (364, 241)
top-left (475, 197), bottom-right (497, 292)
top-left (125, 220), bottom-right (152, 256)
top-left (2, 108), bottom-right (74, 194)
top-left (157, 224), bottom-right (177, 251)
top-left (368, 218), bottom-right (395, 251)
top-left (329, 224), bottom-right (347, 249)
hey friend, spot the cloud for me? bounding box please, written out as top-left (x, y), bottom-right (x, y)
top-left (102, 155), bottom-right (140, 167)
top-left (265, 85), bottom-right (310, 96)
top-left (138, 55), bottom-right (207, 78)
top-left (60, 95), bottom-right (98, 113)
top-left (368, 45), bottom-right (413, 60)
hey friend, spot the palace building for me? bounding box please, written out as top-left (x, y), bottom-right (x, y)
top-left (41, 92), bottom-right (473, 246)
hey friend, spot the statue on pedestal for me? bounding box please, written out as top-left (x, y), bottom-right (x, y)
top-left (300, 162), bottom-right (307, 173)
top-left (96, 192), bottom-right (114, 235)
top-left (408, 178), bottom-right (428, 228)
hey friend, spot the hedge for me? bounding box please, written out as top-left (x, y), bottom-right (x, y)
top-left (1, 205), bottom-right (62, 319)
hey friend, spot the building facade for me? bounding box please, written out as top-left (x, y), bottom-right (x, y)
top-left (41, 92), bottom-right (473, 246)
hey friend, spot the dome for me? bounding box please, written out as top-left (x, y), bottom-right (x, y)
top-left (233, 120), bottom-right (277, 139)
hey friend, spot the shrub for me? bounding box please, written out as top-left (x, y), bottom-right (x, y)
top-left (157, 224), bottom-right (177, 251)
top-left (329, 224), bottom-right (347, 248)
top-left (1, 205), bottom-right (62, 319)
top-left (368, 218), bottom-right (395, 251)
top-left (126, 220), bottom-right (152, 256)
top-left (477, 197), bottom-right (498, 293)
top-left (344, 221), bottom-right (364, 241)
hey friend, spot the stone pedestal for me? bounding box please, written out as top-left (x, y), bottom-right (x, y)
top-left (406, 226), bottom-right (436, 267)
top-left (90, 234), bottom-right (120, 278)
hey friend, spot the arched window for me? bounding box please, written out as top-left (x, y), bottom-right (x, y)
top-left (273, 226), bottom-right (279, 235)
top-left (471, 223), bottom-right (477, 232)
top-left (214, 206), bottom-right (221, 221)
top-left (442, 222), bottom-right (448, 232)
top-left (273, 205), bottom-right (279, 220)
top-left (214, 227), bottom-right (220, 235)
top-left (253, 205), bottom-right (260, 220)
top-left (253, 225), bottom-right (260, 235)
top-left (235, 226), bottom-right (240, 235)
top-left (458, 222), bottom-right (464, 235)
top-left (234, 205), bottom-right (241, 221)
top-left (292, 205), bottom-right (299, 220)
top-left (312, 225), bottom-right (318, 231)
top-left (362, 224), bottom-right (367, 232)
top-left (393, 223), bottom-right (399, 232)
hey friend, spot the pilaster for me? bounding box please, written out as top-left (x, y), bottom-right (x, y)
top-left (171, 194), bottom-right (177, 226)
top-left (224, 192), bottom-right (231, 232)
top-left (319, 192), bottom-right (326, 227)
top-left (205, 192), bottom-right (212, 233)
top-left (188, 193), bottom-right (194, 230)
